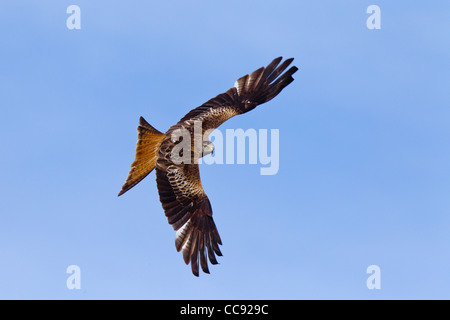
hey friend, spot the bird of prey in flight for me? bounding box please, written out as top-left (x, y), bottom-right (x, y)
top-left (118, 57), bottom-right (298, 276)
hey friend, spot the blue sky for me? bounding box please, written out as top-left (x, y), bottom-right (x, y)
top-left (0, 1), bottom-right (449, 299)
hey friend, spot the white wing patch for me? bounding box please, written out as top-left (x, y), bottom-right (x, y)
top-left (175, 219), bottom-right (192, 251)
top-left (234, 80), bottom-right (240, 95)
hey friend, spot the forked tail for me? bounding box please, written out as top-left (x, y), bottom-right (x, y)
top-left (118, 116), bottom-right (165, 196)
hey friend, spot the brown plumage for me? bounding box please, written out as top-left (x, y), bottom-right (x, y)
top-left (118, 57), bottom-right (298, 276)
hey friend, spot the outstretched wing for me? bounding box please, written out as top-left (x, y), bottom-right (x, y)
top-left (171, 56), bottom-right (298, 137)
top-left (156, 156), bottom-right (222, 276)
top-left (156, 57), bottom-right (298, 276)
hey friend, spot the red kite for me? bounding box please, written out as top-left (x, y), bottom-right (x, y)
top-left (118, 57), bottom-right (298, 276)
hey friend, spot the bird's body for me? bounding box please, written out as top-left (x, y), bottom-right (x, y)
top-left (119, 57), bottom-right (298, 276)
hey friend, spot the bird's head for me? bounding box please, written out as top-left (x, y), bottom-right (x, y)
top-left (201, 141), bottom-right (215, 157)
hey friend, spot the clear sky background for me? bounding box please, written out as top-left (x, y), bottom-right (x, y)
top-left (0, 1), bottom-right (449, 299)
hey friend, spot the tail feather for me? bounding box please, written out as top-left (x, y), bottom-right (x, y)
top-left (118, 116), bottom-right (165, 196)
top-left (234, 56), bottom-right (298, 112)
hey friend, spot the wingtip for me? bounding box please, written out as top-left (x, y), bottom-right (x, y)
top-left (290, 66), bottom-right (299, 76)
top-left (271, 56), bottom-right (295, 65)
top-left (271, 56), bottom-right (283, 67)
top-left (202, 268), bottom-right (210, 275)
